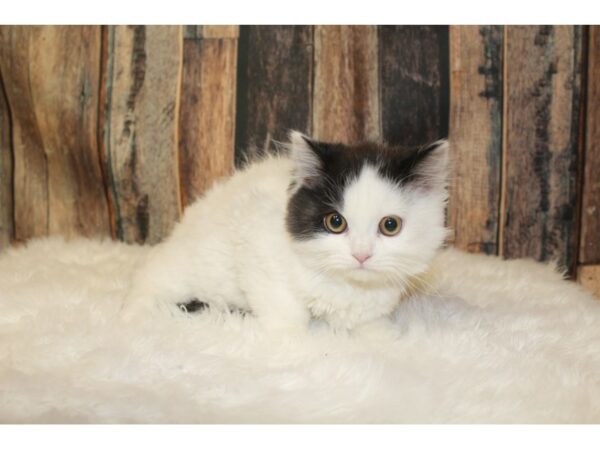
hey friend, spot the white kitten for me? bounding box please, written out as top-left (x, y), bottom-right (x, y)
top-left (122, 131), bottom-right (449, 332)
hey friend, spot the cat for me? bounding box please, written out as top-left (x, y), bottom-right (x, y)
top-left (121, 131), bottom-right (450, 332)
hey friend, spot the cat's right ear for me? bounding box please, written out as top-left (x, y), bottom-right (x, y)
top-left (288, 131), bottom-right (328, 187)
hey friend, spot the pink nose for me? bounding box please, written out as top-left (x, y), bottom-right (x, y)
top-left (353, 253), bottom-right (371, 264)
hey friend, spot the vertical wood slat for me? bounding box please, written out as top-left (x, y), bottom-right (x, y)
top-left (379, 26), bottom-right (450, 146)
top-left (500, 26), bottom-right (584, 273)
top-left (0, 26), bottom-right (110, 242)
top-left (234, 26), bottom-right (313, 164)
top-left (580, 26), bottom-right (600, 264)
top-left (577, 265), bottom-right (600, 299)
top-left (0, 27), bottom-right (48, 240)
top-left (101, 25), bottom-right (182, 245)
top-left (447, 26), bottom-right (503, 254)
top-left (0, 70), bottom-right (13, 249)
top-left (312, 26), bottom-right (380, 142)
top-left (178, 26), bottom-right (239, 208)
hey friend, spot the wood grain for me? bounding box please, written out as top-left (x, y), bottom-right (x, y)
top-left (201, 26), bottom-right (239, 39)
top-left (101, 25), bottom-right (182, 244)
top-left (235, 26), bottom-right (313, 164)
top-left (312, 26), bottom-right (379, 142)
top-left (0, 69), bottom-right (13, 250)
top-left (0, 26), bottom-right (110, 242)
top-left (178, 26), bottom-right (238, 208)
top-left (447, 26), bottom-right (503, 255)
top-left (379, 26), bottom-right (450, 146)
top-left (500, 26), bottom-right (584, 274)
top-left (580, 26), bottom-right (600, 264)
top-left (577, 265), bottom-right (600, 299)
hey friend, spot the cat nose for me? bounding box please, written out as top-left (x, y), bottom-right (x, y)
top-left (352, 253), bottom-right (371, 264)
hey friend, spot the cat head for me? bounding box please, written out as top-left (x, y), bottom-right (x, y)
top-left (285, 131), bottom-right (450, 287)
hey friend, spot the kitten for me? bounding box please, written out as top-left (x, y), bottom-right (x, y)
top-left (122, 131), bottom-right (450, 332)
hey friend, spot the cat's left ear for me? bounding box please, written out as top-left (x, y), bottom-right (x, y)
top-left (288, 130), bottom-right (332, 186)
top-left (409, 139), bottom-right (450, 191)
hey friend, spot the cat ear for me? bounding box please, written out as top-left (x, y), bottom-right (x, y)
top-left (409, 139), bottom-right (450, 191)
top-left (288, 130), bottom-right (330, 186)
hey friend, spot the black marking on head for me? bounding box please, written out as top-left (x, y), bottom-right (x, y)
top-left (285, 135), bottom-right (448, 240)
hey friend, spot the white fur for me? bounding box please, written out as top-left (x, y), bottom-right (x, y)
top-left (1, 237), bottom-right (600, 423)
top-left (123, 136), bottom-right (449, 331)
top-left (288, 130), bottom-right (322, 187)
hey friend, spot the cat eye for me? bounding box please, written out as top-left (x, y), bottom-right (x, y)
top-left (323, 212), bottom-right (347, 234)
top-left (379, 215), bottom-right (403, 236)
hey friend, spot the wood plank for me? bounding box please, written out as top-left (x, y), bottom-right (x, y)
top-left (178, 27), bottom-right (238, 208)
top-left (577, 265), bottom-right (600, 299)
top-left (0, 26), bottom-right (110, 242)
top-left (0, 27), bottom-right (49, 241)
top-left (184, 26), bottom-right (239, 40)
top-left (379, 26), bottom-right (450, 146)
top-left (580, 26), bottom-right (600, 264)
top-left (500, 26), bottom-right (584, 274)
top-left (101, 25), bottom-right (182, 244)
top-left (201, 26), bottom-right (239, 39)
top-left (235, 26), bottom-right (313, 164)
top-left (312, 25), bottom-right (379, 142)
top-left (0, 69), bottom-right (13, 250)
top-left (447, 26), bottom-right (503, 255)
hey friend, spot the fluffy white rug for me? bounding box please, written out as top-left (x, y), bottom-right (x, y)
top-left (0, 237), bottom-right (599, 423)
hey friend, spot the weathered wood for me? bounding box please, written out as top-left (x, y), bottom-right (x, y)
top-left (0, 26), bottom-right (110, 242)
top-left (184, 26), bottom-right (239, 40)
top-left (101, 25), bottom-right (182, 244)
top-left (0, 70), bottom-right (13, 250)
top-left (577, 265), bottom-right (600, 299)
top-left (447, 26), bottom-right (503, 255)
top-left (235, 26), bottom-right (313, 164)
top-left (500, 26), bottom-right (584, 274)
top-left (580, 26), bottom-right (600, 264)
top-left (0, 27), bottom-right (48, 241)
top-left (312, 25), bottom-right (379, 142)
top-left (179, 26), bottom-right (238, 208)
top-left (201, 26), bottom-right (239, 39)
top-left (379, 26), bottom-right (449, 146)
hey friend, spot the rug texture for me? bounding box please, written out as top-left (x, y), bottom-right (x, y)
top-left (0, 237), bottom-right (599, 423)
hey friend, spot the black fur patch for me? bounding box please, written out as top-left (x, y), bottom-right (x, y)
top-left (177, 298), bottom-right (210, 313)
top-left (177, 298), bottom-right (251, 317)
top-left (285, 138), bottom-right (443, 240)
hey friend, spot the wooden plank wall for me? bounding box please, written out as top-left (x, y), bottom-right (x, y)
top-left (0, 26), bottom-right (110, 242)
top-left (179, 26), bottom-right (238, 208)
top-left (501, 26), bottom-right (583, 274)
top-left (379, 26), bottom-right (449, 146)
top-left (579, 26), bottom-right (600, 292)
top-left (0, 25), bottom-right (598, 297)
top-left (235, 26), bottom-right (313, 163)
top-left (0, 66), bottom-right (12, 249)
top-left (447, 26), bottom-right (503, 255)
top-left (102, 25), bottom-right (182, 244)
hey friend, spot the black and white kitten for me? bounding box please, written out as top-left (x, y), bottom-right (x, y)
top-left (123, 131), bottom-right (450, 331)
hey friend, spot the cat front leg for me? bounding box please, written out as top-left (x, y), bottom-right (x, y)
top-left (241, 273), bottom-right (310, 333)
top-left (120, 244), bottom-right (196, 321)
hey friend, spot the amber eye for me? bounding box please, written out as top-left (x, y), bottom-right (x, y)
top-left (323, 212), bottom-right (347, 234)
top-left (379, 215), bottom-right (403, 236)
